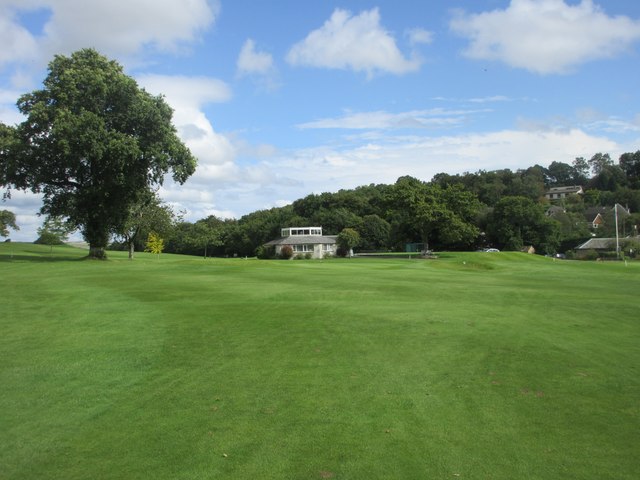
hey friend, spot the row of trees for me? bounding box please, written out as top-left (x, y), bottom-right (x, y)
top-left (4, 146), bottom-right (639, 257)
top-left (125, 149), bottom-right (638, 258)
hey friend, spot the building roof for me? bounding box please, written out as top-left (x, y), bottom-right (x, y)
top-left (576, 238), bottom-right (615, 250)
top-left (546, 185), bottom-right (583, 194)
top-left (584, 206), bottom-right (607, 216)
top-left (264, 235), bottom-right (337, 246)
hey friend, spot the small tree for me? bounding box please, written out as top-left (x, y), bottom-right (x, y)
top-left (190, 216), bottom-right (223, 259)
top-left (337, 228), bottom-right (360, 257)
top-left (145, 232), bottom-right (164, 258)
top-left (35, 216), bottom-right (74, 252)
top-left (0, 209), bottom-right (19, 238)
top-left (117, 192), bottom-right (177, 260)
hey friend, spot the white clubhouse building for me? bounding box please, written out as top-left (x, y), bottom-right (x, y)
top-left (264, 226), bottom-right (337, 259)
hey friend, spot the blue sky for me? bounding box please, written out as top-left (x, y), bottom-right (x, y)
top-left (1, 0), bottom-right (640, 241)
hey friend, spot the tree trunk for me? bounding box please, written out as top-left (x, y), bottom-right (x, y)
top-left (127, 227), bottom-right (140, 261)
top-left (84, 219), bottom-right (109, 259)
top-left (88, 245), bottom-right (107, 259)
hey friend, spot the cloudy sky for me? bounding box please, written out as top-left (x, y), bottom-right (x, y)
top-left (1, 0), bottom-right (640, 241)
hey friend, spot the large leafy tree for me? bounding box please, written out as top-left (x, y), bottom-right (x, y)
top-left (359, 214), bottom-right (390, 250)
top-left (0, 49), bottom-right (196, 258)
top-left (487, 196), bottom-right (560, 253)
top-left (386, 176), bottom-right (480, 251)
top-left (546, 161), bottom-right (579, 187)
top-left (619, 150), bottom-right (640, 189)
top-left (588, 152), bottom-right (613, 176)
top-left (190, 216), bottom-right (224, 259)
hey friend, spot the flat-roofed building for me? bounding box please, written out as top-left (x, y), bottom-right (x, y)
top-left (265, 226), bottom-right (337, 259)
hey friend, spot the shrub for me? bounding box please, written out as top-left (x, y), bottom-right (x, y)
top-left (599, 251), bottom-right (618, 261)
top-left (294, 254), bottom-right (304, 260)
top-left (621, 239), bottom-right (640, 258)
top-left (336, 246), bottom-right (348, 257)
top-left (576, 249), bottom-right (599, 261)
top-left (280, 245), bottom-right (293, 260)
top-left (304, 252), bottom-right (313, 260)
top-left (256, 245), bottom-right (275, 259)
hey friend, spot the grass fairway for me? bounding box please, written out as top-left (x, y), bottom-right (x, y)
top-left (1, 244), bottom-right (639, 479)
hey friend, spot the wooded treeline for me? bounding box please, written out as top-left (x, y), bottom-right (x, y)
top-left (117, 151), bottom-right (640, 257)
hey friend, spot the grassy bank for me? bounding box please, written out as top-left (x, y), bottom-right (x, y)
top-left (1, 244), bottom-right (639, 479)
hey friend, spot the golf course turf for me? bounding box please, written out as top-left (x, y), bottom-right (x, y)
top-left (1, 243), bottom-right (638, 479)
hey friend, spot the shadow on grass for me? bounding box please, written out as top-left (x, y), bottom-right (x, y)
top-left (0, 249), bottom-right (91, 263)
top-left (0, 255), bottom-right (89, 263)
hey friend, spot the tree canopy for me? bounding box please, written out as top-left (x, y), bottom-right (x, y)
top-left (487, 196), bottom-right (560, 253)
top-left (0, 49), bottom-right (196, 258)
top-left (116, 192), bottom-right (177, 259)
top-left (0, 209), bottom-right (19, 237)
top-left (384, 176), bottom-right (480, 251)
top-left (337, 228), bottom-right (361, 256)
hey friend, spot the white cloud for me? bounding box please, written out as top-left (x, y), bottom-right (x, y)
top-left (407, 28), bottom-right (433, 46)
top-left (236, 38), bottom-right (280, 91)
top-left (135, 74), bottom-right (240, 218)
top-left (136, 74), bottom-right (234, 166)
top-left (0, 88), bottom-right (26, 125)
top-left (286, 8), bottom-right (421, 76)
top-left (45, 0), bottom-right (218, 58)
top-left (450, 0), bottom-right (640, 74)
top-left (0, 13), bottom-right (40, 68)
top-left (137, 74), bottom-right (232, 112)
top-left (0, 0), bottom-right (219, 70)
top-left (296, 108), bottom-right (489, 130)
top-left (468, 95), bottom-right (511, 104)
top-left (583, 118), bottom-right (640, 134)
top-left (252, 128), bottom-right (622, 205)
top-left (237, 39), bottom-right (274, 76)
top-left (516, 110), bottom-right (640, 138)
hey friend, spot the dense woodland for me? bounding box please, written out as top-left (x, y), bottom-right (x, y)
top-left (112, 150), bottom-right (640, 258)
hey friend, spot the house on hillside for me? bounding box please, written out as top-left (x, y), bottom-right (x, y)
top-left (584, 205), bottom-right (630, 230)
top-left (544, 185), bottom-right (583, 200)
top-left (584, 207), bottom-right (607, 229)
top-left (264, 227), bottom-right (337, 259)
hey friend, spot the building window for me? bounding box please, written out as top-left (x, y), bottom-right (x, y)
top-left (293, 244), bottom-right (313, 252)
top-left (281, 227), bottom-right (323, 237)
